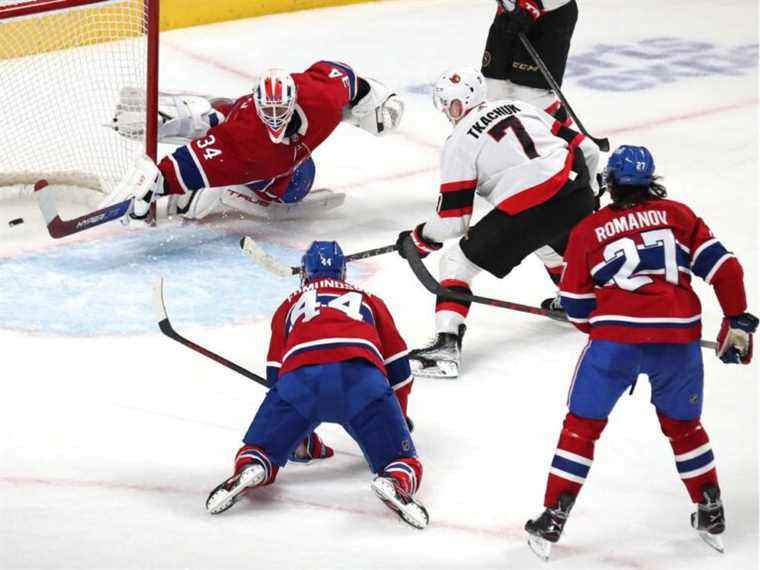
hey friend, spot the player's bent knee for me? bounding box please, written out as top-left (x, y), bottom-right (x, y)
top-left (657, 413), bottom-right (702, 441)
top-left (439, 243), bottom-right (481, 283)
top-left (282, 157), bottom-right (316, 204)
top-left (563, 413), bottom-right (607, 441)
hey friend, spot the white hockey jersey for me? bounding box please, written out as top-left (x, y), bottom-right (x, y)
top-left (498, 0), bottom-right (573, 14)
top-left (423, 98), bottom-right (599, 242)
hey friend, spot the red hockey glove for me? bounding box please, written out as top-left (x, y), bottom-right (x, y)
top-left (717, 312), bottom-right (758, 364)
top-left (396, 223), bottom-right (442, 259)
top-left (288, 432), bottom-right (334, 463)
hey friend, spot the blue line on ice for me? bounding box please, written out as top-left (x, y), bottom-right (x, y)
top-left (0, 226), bottom-right (367, 336)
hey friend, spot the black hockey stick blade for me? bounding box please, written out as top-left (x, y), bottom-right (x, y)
top-left (518, 33), bottom-right (610, 152)
top-left (34, 180), bottom-right (132, 239)
top-left (401, 236), bottom-right (566, 321)
top-left (240, 235), bottom-right (397, 276)
top-left (153, 277), bottom-right (268, 387)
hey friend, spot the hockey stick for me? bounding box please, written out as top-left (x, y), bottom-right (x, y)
top-left (240, 235), bottom-right (397, 277)
top-left (35, 180), bottom-right (132, 239)
top-left (35, 154), bottom-right (159, 238)
top-left (518, 33), bottom-right (610, 152)
top-left (153, 277), bottom-right (268, 387)
top-left (401, 237), bottom-right (720, 350)
top-left (400, 236), bottom-right (565, 321)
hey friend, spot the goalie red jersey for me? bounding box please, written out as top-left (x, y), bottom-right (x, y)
top-left (158, 61), bottom-right (357, 199)
top-left (560, 198), bottom-right (747, 343)
top-left (266, 278), bottom-right (413, 409)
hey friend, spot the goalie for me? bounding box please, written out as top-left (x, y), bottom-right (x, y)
top-left (113, 61), bottom-right (404, 221)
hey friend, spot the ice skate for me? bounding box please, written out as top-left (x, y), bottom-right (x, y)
top-left (205, 462), bottom-right (267, 515)
top-left (408, 325), bottom-right (465, 379)
top-left (371, 475), bottom-right (429, 530)
top-left (540, 294), bottom-right (566, 320)
top-left (525, 493), bottom-right (575, 562)
top-left (691, 485), bottom-right (725, 553)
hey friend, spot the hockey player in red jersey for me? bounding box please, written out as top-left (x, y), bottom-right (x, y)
top-left (116, 62), bottom-right (403, 221)
top-left (205, 241), bottom-right (428, 529)
top-left (396, 67), bottom-right (599, 379)
top-left (524, 145), bottom-right (757, 560)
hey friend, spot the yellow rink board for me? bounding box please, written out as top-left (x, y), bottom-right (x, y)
top-left (0, 0), bottom-right (376, 59)
top-left (161, 0), bottom-right (377, 30)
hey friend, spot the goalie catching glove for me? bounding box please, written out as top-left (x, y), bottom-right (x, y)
top-left (716, 312), bottom-right (758, 364)
top-left (346, 77), bottom-right (404, 136)
top-left (396, 223), bottom-right (442, 259)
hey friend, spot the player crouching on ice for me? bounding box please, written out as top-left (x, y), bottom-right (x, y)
top-left (397, 67), bottom-right (600, 379)
top-left (524, 145), bottom-right (757, 560)
top-left (112, 62), bottom-right (403, 222)
top-left (205, 241), bottom-right (428, 529)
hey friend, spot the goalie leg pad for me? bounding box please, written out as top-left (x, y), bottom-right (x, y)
top-left (177, 188), bottom-right (222, 220)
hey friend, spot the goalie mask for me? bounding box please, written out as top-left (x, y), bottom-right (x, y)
top-left (254, 69), bottom-right (297, 144)
top-left (433, 67), bottom-right (487, 125)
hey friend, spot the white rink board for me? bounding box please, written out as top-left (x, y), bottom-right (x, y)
top-left (0, 1), bottom-right (757, 569)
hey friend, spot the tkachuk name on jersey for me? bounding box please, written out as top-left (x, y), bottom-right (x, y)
top-left (467, 103), bottom-right (521, 139)
top-left (594, 210), bottom-right (668, 242)
top-left (286, 278), bottom-right (367, 302)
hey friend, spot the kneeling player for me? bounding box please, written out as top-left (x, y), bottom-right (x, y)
top-left (524, 145), bottom-right (757, 560)
top-left (205, 241), bottom-right (428, 529)
top-left (112, 61), bottom-right (403, 221)
top-left (397, 67), bottom-right (599, 379)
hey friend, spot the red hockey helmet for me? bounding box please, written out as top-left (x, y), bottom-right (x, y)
top-left (254, 69), bottom-right (297, 144)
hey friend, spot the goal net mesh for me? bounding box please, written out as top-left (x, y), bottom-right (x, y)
top-left (0, 0), bottom-right (153, 202)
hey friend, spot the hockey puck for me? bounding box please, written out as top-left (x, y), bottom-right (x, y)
top-left (8, 218), bottom-right (24, 227)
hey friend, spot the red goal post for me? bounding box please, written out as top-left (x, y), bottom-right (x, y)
top-left (0, 0), bottom-right (158, 205)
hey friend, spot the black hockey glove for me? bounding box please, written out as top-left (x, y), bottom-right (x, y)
top-left (506, 0), bottom-right (541, 37)
top-left (717, 312), bottom-right (758, 365)
top-left (396, 223), bottom-right (442, 259)
top-left (593, 172), bottom-right (607, 211)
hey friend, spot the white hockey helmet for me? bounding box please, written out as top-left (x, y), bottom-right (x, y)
top-left (432, 67), bottom-right (487, 124)
top-left (254, 68), bottom-right (297, 143)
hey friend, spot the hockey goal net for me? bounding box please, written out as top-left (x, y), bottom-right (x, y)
top-left (0, 0), bottom-right (158, 209)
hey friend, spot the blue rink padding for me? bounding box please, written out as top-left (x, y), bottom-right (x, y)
top-left (568, 340), bottom-right (704, 420)
top-left (0, 226), bottom-right (366, 336)
top-left (244, 359), bottom-right (415, 472)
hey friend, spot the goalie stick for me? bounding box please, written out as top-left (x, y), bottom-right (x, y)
top-left (35, 180), bottom-right (132, 239)
top-left (518, 33), bottom-right (610, 152)
top-left (34, 154), bottom-right (159, 239)
top-left (400, 236), bottom-right (720, 350)
top-left (240, 236), bottom-right (397, 277)
top-left (153, 277), bottom-right (268, 387)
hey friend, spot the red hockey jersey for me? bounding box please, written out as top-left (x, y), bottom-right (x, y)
top-left (266, 278), bottom-right (413, 411)
top-left (158, 61), bottom-right (357, 201)
top-left (560, 198), bottom-right (746, 343)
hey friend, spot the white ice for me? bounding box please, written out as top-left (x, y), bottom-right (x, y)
top-left (1, 1), bottom-right (757, 569)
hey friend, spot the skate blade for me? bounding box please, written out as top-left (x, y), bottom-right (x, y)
top-left (527, 534), bottom-right (552, 562)
top-left (205, 465), bottom-right (266, 515)
top-left (698, 531), bottom-right (724, 553)
top-left (371, 478), bottom-right (429, 530)
top-left (409, 359), bottom-right (459, 380)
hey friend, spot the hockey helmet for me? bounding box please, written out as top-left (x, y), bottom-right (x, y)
top-left (301, 240), bottom-right (346, 283)
top-left (604, 145), bottom-right (655, 187)
top-left (433, 67), bottom-right (487, 124)
top-left (254, 69), bottom-right (297, 144)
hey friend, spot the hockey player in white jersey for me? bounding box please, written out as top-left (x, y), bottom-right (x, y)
top-left (397, 67), bottom-right (599, 379)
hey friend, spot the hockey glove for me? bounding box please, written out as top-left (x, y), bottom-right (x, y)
top-left (716, 312), bottom-right (758, 364)
top-left (506, 0), bottom-right (542, 37)
top-left (397, 223), bottom-right (442, 259)
top-left (289, 432), bottom-right (334, 464)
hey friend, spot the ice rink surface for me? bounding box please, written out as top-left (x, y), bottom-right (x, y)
top-left (1, 1), bottom-right (758, 568)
